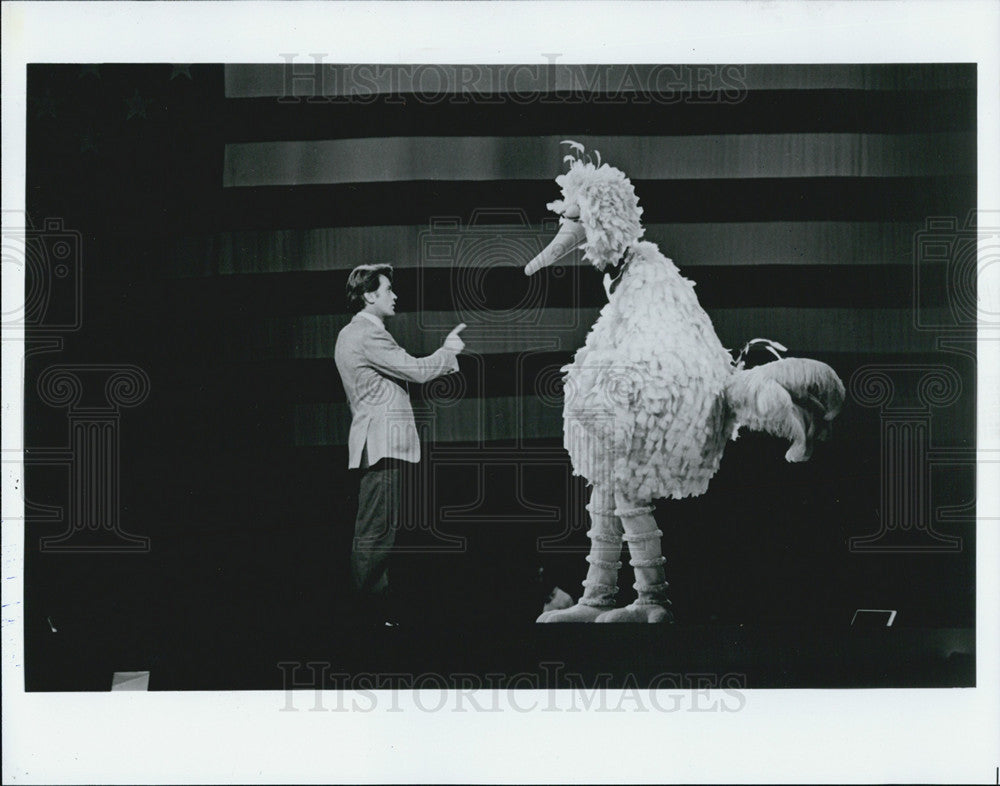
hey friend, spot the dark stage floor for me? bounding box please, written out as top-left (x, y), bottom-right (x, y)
top-left (26, 612), bottom-right (975, 692)
top-left (23, 432), bottom-right (975, 692)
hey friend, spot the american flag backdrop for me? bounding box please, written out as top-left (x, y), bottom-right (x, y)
top-left (158, 63), bottom-right (976, 454)
top-left (22, 63), bottom-right (978, 686)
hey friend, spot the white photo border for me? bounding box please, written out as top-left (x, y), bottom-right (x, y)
top-left (3, 1), bottom-right (998, 783)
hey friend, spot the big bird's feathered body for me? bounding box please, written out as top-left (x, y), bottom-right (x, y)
top-left (529, 144), bottom-right (845, 624)
top-left (563, 240), bottom-right (733, 502)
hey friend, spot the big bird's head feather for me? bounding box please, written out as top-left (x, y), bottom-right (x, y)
top-left (525, 142), bottom-right (645, 275)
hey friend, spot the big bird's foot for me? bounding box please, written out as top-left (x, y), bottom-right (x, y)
top-left (536, 603), bottom-right (611, 623)
top-left (595, 603), bottom-right (673, 624)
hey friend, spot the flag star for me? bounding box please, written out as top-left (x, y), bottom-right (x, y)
top-left (124, 89), bottom-right (151, 120)
top-left (80, 132), bottom-right (98, 153)
top-left (170, 64), bottom-right (193, 81)
top-left (78, 65), bottom-right (101, 79)
top-left (32, 90), bottom-right (58, 119)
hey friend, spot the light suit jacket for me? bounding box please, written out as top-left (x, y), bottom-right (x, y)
top-left (334, 312), bottom-right (459, 468)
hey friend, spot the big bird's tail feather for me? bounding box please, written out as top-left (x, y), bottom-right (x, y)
top-left (724, 357), bottom-right (845, 462)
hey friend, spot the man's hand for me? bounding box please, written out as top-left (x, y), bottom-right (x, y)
top-left (443, 323), bottom-right (466, 353)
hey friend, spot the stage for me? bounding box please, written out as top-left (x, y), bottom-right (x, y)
top-left (24, 434), bottom-right (975, 692)
top-left (19, 62), bottom-right (977, 693)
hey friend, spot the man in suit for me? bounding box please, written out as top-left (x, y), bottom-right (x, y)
top-left (334, 264), bottom-right (465, 623)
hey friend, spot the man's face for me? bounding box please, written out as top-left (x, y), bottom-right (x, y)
top-left (366, 274), bottom-right (397, 318)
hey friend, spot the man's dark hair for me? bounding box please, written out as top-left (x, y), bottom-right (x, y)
top-left (346, 264), bottom-right (393, 312)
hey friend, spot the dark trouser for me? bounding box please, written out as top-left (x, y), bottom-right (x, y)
top-left (350, 459), bottom-right (402, 608)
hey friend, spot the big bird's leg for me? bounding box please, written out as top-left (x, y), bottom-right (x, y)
top-left (537, 484), bottom-right (622, 622)
top-left (595, 495), bottom-right (673, 623)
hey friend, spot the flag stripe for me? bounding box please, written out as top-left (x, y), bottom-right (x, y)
top-left (152, 350), bottom-right (975, 450)
top-left (195, 307), bottom-right (948, 362)
top-left (223, 133), bottom-right (974, 187)
top-left (88, 262), bottom-right (946, 318)
top-left (224, 63), bottom-right (975, 99)
top-left (159, 391), bottom-right (972, 448)
top-left (164, 221), bottom-right (928, 276)
top-left (153, 364), bottom-right (975, 449)
top-left (221, 89), bottom-right (975, 142)
top-left (217, 176), bottom-right (975, 230)
top-left (150, 350), bottom-right (970, 408)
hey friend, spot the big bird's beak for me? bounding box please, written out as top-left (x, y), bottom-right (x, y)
top-left (524, 219), bottom-right (586, 276)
